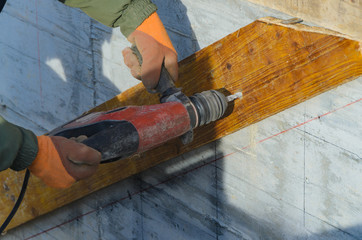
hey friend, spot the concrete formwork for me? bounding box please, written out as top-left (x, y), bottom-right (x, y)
top-left (0, 0), bottom-right (361, 239)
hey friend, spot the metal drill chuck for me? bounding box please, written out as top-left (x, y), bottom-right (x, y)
top-left (189, 90), bottom-right (229, 128)
top-left (161, 89), bottom-right (241, 145)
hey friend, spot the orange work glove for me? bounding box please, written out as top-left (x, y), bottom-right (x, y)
top-left (122, 12), bottom-right (178, 91)
top-left (28, 135), bottom-right (101, 189)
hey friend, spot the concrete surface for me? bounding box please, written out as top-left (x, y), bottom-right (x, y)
top-left (0, 0), bottom-right (361, 239)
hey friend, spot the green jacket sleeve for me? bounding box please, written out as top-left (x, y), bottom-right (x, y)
top-left (0, 116), bottom-right (38, 171)
top-left (62, 0), bottom-right (157, 37)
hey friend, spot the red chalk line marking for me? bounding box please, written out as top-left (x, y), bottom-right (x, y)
top-left (24, 98), bottom-right (361, 239)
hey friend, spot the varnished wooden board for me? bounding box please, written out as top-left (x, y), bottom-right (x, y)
top-left (1, 17), bottom-right (361, 230)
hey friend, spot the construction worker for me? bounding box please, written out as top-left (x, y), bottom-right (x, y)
top-left (0, 0), bottom-right (178, 188)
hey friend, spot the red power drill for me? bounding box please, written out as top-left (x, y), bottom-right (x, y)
top-left (48, 47), bottom-right (242, 163)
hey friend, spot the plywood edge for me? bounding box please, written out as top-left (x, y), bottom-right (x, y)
top-left (259, 16), bottom-right (361, 43)
top-left (247, 0), bottom-right (362, 41)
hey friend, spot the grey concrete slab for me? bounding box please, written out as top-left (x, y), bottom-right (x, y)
top-left (4, 0), bottom-right (91, 46)
top-left (303, 80), bottom-right (362, 156)
top-left (218, 131), bottom-right (305, 212)
top-left (305, 136), bottom-right (362, 238)
top-left (0, 0), bottom-right (94, 134)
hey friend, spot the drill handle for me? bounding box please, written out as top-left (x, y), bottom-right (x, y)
top-left (131, 45), bottom-right (178, 98)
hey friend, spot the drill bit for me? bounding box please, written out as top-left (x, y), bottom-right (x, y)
top-left (226, 92), bottom-right (243, 102)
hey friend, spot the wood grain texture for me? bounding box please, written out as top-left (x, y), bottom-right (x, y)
top-left (247, 0), bottom-right (362, 40)
top-left (1, 17), bottom-right (361, 231)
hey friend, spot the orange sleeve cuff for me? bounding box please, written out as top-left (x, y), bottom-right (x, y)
top-left (29, 136), bottom-right (75, 189)
top-left (136, 12), bottom-right (176, 53)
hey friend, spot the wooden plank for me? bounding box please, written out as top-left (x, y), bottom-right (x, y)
top-left (247, 0), bottom-right (362, 40)
top-left (1, 17), bottom-right (361, 231)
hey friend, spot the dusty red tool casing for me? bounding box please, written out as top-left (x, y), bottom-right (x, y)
top-left (48, 88), bottom-right (232, 163)
top-left (114, 103), bottom-right (191, 152)
top-left (48, 101), bottom-right (192, 163)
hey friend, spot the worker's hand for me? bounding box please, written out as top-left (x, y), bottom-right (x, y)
top-left (122, 12), bottom-right (178, 91)
top-left (28, 135), bottom-right (101, 189)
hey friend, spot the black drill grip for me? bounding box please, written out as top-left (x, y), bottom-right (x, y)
top-left (131, 45), bottom-right (177, 97)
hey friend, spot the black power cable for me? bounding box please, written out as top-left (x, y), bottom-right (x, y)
top-left (0, 169), bottom-right (30, 234)
top-left (0, 161), bottom-right (112, 235)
